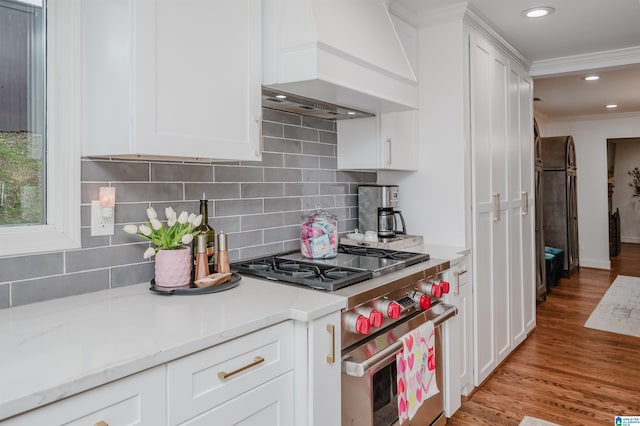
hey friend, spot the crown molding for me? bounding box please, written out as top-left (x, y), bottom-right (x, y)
top-left (389, 1), bottom-right (468, 29)
top-left (545, 110), bottom-right (640, 123)
top-left (530, 46), bottom-right (640, 77)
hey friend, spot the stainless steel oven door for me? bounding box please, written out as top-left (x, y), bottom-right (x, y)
top-left (341, 303), bottom-right (457, 426)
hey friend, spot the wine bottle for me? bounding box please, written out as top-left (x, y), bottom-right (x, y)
top-left (196, 193), bottom-right (215, 266)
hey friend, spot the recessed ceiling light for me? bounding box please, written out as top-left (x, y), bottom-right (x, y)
top-left (275, 94), bottom-right (287, 99)
top-left (583, 75), bottom-right (600, 81)
top-left (347, 111), bottom-right (356, 115)
top-left (605, 104), bottom-right (618, 109)
top-left (522, 7), bottom-right (555, 18)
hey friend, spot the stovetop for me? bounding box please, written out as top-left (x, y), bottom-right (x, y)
top-left (231, 246), bottom-right (430, 291)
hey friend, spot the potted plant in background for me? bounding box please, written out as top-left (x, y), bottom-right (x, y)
top-left (628, 167), bottom-right (640, 197)
top-left (124, 207), bottom-right (202, 288)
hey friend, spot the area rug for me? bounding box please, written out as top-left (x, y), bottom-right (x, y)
top-left (519, 416), bottom-right (560, 426)
top-left (584, 275), bottom-right (640, 338)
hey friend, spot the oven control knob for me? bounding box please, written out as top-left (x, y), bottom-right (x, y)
top-left (439, 280), bottom-right (450, 294)
top-left (420, 281), bottom-right (442, 299)
top-left (410, 291), bottom-right (431, 310)
top-left (374, 300), bottom-right (402, 319)
top-left (356, 306), bottom-right (384, 328)
top-left (343, 312), bottom-right (371, 335)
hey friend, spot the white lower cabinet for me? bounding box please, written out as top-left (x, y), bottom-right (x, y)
top-left (4, 366), bottom-right (166, 426)
top-left (167, 321), bottom-right (294, 425)
top-left (451, 258), bottom-right (473, 396)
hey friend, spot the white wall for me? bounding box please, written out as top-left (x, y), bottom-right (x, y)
top-left (379, 20), bottom-right (468, 247)
top-left (611, 139), bottom-right (640, 243)
top-left (544, 114), bottom-right (640, 270)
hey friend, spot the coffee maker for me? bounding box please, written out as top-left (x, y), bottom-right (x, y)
top-left (358, 185), bottom-right (406, 238)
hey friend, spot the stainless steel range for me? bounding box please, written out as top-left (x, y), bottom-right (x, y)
top-left (231, 245), bottom-right (457, 426)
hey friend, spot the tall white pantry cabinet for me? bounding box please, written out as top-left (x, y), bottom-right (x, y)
top-left (380, 9), bottom-right (536, 394)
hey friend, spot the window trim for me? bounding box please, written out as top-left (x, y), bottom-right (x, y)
top-left (0, 0), bottom-right (81, 257)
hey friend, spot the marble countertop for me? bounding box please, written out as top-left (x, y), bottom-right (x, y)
top-left (0, 275), bottom-right (346, 421)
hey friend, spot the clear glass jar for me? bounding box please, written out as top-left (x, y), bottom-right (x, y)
top-left (300, 208), bottom-right (338, 258)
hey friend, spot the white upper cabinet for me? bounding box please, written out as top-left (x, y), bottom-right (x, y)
top-left (82, 0), bottom-right (262, 161)
top-left (337, 111), bottom-right (418, 171)
top-left (263, 0), bottom-right (418, 115)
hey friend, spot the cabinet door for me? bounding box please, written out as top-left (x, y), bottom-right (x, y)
top-left (136, 0), bottom-right (262, 160)
top-left (308, 311), bottom-right (341, 426)
top-left (470, 31), bottom-right (510, 386)
top-left (449, 260), bottom-right (473, 396)
top-left (177, 372), bottom-right (294, 425)
top-left (380, 111), bottom-right (418, 170)
top-left (508, 65), bottom-right (536, 347)
top-left (4, 367), bottom-right (165, 426)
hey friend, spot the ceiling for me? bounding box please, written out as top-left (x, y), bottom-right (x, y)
top-left (391, 0), bottom-right (640, 119)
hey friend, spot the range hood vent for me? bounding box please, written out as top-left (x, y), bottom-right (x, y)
top-left (262, 88), bottom-right (374, 120)
top-left (263, 0), bottom-right (418, 116)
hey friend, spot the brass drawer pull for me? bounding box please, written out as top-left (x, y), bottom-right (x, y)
top-left (218, 356), bottom-right (265, 380)
top-left (326, 324), bottom-right (336, 364)
top-left (95, 421), bottom-right (108, 426)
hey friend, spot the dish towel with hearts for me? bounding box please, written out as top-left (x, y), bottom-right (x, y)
top-left (396, 320), bottom-right (439, 424)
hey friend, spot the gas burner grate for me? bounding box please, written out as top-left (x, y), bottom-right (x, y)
top-left (338, 245), bottom-right (430, 266)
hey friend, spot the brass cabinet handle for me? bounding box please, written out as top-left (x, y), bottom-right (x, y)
top-left (522, 191), bottom-right (529, 216)
top-left (385, 138), bottom-right (392, 165)
top-left (95, 421), bottom-right (108, 426)
top-left (326, 323), bottom-right (336, 364)
top-left (493, 193), bottom-right (501, 222)
top-left (453, 268), bottom-right (468, 296)
top-left (218, 356), bottom-right (265, 380)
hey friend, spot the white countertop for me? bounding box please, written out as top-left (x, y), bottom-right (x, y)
top-left (0, 276), bottom-right (346, 421)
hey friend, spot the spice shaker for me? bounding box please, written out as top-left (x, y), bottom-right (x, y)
top-left (194, 234), bottom-right (210, 281)
top-left (217, 231), bottom-right (230, 273)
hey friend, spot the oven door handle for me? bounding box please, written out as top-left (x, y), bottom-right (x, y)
top-left (342, 304), bottom-right (458, 377)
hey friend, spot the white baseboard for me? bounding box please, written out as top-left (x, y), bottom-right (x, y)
top-left (580, 258), bottom-right (611, 270)
top-left (621, 236), bottom-right (640, 244)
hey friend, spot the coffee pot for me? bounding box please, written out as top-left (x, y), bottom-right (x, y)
top-left (377, 207), bottom-right (406, 238)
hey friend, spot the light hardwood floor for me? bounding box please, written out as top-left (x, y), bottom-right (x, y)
top-left (447, 243), bottom-right (640, 425)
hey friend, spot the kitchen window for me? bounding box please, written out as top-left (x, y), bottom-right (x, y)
top-left (0, 0), bottom-right (80, 256)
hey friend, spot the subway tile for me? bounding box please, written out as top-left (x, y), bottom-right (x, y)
top-left (302, 196), bottom-right (335, 210)
top-left (0, 284), bottom-right (9, 309)
top-left (112, 183), bottom-right (183, 202)
top-left (363, 172), bottom-right (377, 183)
top-left (264, 197), bottom-right (302, 213)
top-left (239, 242), bottom-right (284, 260)
top-left (241, 152), bottom-right (283, 168)
top-left (302, 116), bottom-right (335, 131)
top-left (284, 183), bottom-right (319, 196)
top-left (227, 249), bottom-right (240, 263)
top-left (114, 202), bottom-right (149, 224)
top-left (284, 125), bottom-right (318, 142)
top-left (185, 183), bottom-right (240, 201)
top-left (111, 262), bottom-right (154, 288)
top-left (214, 166), bottom-right (263, 183)
top-left (81, 228), bottom-right (110, 249)
top-left (283, 154), bottom-right (319, 169)
top-left (320, 183), bottom-right (350, 195)
top-left (319, 130), bottom-right (338, 144)
top-left (326, 207), bottom-right (351, 222)
top-left (262, 121), bottom-right (284, 138)
top-left (303, 169), bottom-right (334, 182)
top-left (263, 137), bottom-right (302, 154)
top-left (264, 225), bottom-right (299, 243)
top-left (82, 160), bottom-right (149, 182)
top-left (215, 199), bottom-right (263, 216)
top-left (349, 207), bottom-right (358, 220)
top-left (340, 218), bottom-right (358, 233)
top-left (81, 183), bottom-right (103, 204)
top-left (151, 163), bottom-right (213, 182)
top-left (284, 211), bottom-right (304, 226)
top-left (210, 216), bottom-right (241, 234)
top-left (283, 240), bottom-right (300, 252)
top-left (81, 205), bottom-right (91, 227)
top-left (302, 141), bottom-right (335, 157)
top-left (241, 213), bottom-right (283, 231)
top-left (336, 170), bottom-right (365, 183)
top-left (319, 157), bottom-right (338, 169)
top-left (65, 244), bottom-right (148, 273)
top-left (111, 227), bottom-right (149, 245)
top-left (11, 270), bottom-right (109, 307)
top-left (228, 230), bottom-right (263, 249)
top-left (263, 108), bottom-right (302, 125)
top-left (150, 201), bottom-right (201, 220)
top-left (264, 168), bottom-right (302, 183)
top-left (241, 183), bottom-right (284, 198)
top-left (0, 252), bottom-right (63, 282)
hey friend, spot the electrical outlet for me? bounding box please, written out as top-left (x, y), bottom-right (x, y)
top-left (91, 200), bottom-right (114, 236)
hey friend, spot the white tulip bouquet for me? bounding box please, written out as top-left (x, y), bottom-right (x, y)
top-left (123, 206), bottom-right (203, 259)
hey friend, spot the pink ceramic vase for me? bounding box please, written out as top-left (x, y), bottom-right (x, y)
top-left (154, 247), bottom-right (192, 287)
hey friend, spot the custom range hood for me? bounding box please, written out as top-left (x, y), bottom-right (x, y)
top-left (263, 0), bottom-right (418, 117)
